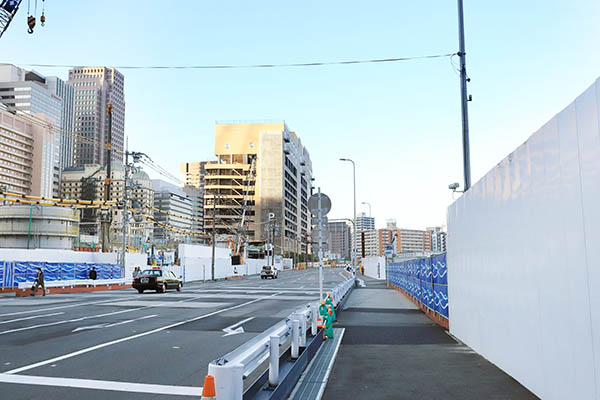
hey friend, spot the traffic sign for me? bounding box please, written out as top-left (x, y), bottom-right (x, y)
top-left (308, 193), bottom-right (331, 216)
top-left (311, 216), bottom-right (328, 226)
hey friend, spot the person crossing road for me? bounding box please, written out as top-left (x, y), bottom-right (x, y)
top-left (30, 267), bottom-right (45, 296)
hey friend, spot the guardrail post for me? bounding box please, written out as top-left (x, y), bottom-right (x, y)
top-left (299, 314), bottom-right (307, 347)
top-left (269, 335), bottom-right (280, 387)
top-left (291, 318), bottom-right (300, 359)
top-left (311, 304), bottom-right (318, 336)
top-left (208, 362), bottom-right (243, 400)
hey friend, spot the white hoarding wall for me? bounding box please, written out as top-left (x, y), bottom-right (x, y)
top-left (177, 244), bottom-right (266, 282)
top-left (362, 256), bottom-right (386, 280)
top-left (447, 78), bottom-right (600, 399)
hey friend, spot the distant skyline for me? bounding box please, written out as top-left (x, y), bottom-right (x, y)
top-left (1, 0), bottom-right (599, 230)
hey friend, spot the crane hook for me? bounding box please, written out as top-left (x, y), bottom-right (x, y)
top-left (27, 15), bottom-right (36, 34)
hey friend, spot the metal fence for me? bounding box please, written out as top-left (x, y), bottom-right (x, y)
top-left (386, 253), bottom-right (448, 319)
top-left (0, 261), bottom-right (123, 288)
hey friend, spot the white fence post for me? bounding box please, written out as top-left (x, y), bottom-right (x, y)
top-left (208, 363), bottom-right (243, 400)
top-left (311, 304), bottom-right (318, 336)
top-left (269, 335), bottom-right (280, 387)
top-left (291, 318), bottom-right (300, 359)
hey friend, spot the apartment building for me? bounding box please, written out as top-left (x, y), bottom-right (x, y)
top-left (356, 229), bottom-right (379, 257)
top-left (427, 226), bottom-right (447, 253)
top-left (204, 122), bottom-right (313, 255)
top-left (67, 67), bottom-right (125, 166)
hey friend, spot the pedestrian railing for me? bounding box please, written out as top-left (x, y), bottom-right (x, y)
top-left (207, 276), bottom-right (354, 400)
top-left (17, 278), bottom-right (130, 290)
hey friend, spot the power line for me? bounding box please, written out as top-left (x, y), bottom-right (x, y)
top-left (13, 53), bottom-right (456, 70)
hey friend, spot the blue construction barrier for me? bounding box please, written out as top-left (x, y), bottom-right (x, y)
top-left (387, 253), bottom-right (448, 319)
top-left (0, 261), bottom-right (123, 288)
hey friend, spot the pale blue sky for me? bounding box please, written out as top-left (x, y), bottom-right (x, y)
top-left (2, 1), bottom-right (599, 229)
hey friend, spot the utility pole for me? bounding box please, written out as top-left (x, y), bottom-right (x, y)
top-left (457, 0), bottom-right (471, 191)
top-left (101, 103), bottom-right (113, 252)
top-left (317, 188), bottom-right (324, 303)
top-left (121, 149), bottom-right (129, 269)
top-left (211, 194), bottom-right (217, 281)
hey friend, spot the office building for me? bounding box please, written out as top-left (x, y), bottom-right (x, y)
top-left (0, 108), bottom-right (55, 197)
top-left (152, 179), bottom-right (193, 245)
top-left (67, 67), bottom-right (125, 166)
top-left (427, 226), bottom-right (447, 253)
top-left (182, 185), bottom-right (204, 242)
top-left (0, 64), bottom-right (69, 196)
top-left (204, 122), bottom-right (313, 256)
top-left (61, 162), bottom-right (154, 246)
top-left (326, 221), bottom-right (351, 260)
top-left (47, 76), bottom-right (75, 170)
top-left (396, 228), bottom-right (433, 253)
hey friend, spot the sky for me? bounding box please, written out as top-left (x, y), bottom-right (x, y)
top-left (2, 0), bottom-right (599, 230)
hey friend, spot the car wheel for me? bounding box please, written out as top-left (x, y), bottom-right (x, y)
top-left (137, 289), bottom-right (143, 294)
top-left (176, 282), bottom-right (181, 291)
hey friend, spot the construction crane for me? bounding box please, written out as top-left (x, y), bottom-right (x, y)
top-left (0, 0), bottom-right (46, 39)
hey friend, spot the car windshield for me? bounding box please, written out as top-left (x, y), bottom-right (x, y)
top-left (141, 270), bottom-right (162, 276)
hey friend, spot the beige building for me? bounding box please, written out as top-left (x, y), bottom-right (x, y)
top-left (355, 229), bottom-right (379, 257)
top-left (61, 161), bottom-right (153, 249)
top-left (0, 108), bottom-right (55, 197)
top-left (204, 122), bottom-right (313, 255)
top-left (67, 67), bottom-right (125, 166)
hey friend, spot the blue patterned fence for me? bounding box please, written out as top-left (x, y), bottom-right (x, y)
top-left (386, 253), bottom-right (448, 319)
top-left (0, 261), bottom-right (123, 289)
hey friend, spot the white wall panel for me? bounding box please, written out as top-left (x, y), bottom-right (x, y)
top-left (448, 78), bottom-right (600, 400)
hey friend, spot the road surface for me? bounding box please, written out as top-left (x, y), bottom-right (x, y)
top-left (0, 268), bottom-right (348, 399)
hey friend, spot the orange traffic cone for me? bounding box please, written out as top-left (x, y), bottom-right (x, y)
top-left (202, 375), bottom-right (216, 399)
top-left (317, 316), bottom-right (323, 328)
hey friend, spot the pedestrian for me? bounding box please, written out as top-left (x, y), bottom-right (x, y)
top-left (89, 266), bottom-right (97, 280)
top-left (30, 267), bottom-right (45, 296)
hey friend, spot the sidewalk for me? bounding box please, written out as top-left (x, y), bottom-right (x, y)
top-left (322, 277), bottom-right (538, 400)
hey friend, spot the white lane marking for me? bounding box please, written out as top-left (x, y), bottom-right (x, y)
top-left (103, 300), bottom-right (230, 309)
top-left (0, 373), bottom-right (203, 396)
top-left (0, 312), bottom-right (65, 325)
top-left (222, 316), bottom-right (254, 337)
top-left (72, 315), bottom-right (157, 332)
top-left (0, 293), bottom-right (225, 335)
top-left (0, 307), bottom-right (150, 336)
top-left (5, 293), bottom-right (281, 375)
top-left (0, 296), bottom-right (139, 318)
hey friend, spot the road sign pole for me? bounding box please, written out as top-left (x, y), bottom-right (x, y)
top-left (318, 188), bottom-right (323, 303)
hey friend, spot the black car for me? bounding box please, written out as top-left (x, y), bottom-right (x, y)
top-left (132, 269), bottom-right (182, 293)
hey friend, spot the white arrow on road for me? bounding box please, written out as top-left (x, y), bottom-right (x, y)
top-left (222, 317), bottom-right (254, 337)
top-left (72, 315), bottom-right (157, 333)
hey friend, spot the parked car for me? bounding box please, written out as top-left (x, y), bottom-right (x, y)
top-left (132, 268), bottom-right (182, 293)
top-left (260, 265), bottom-right (278, 279)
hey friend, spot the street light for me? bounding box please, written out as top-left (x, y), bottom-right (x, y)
top-left (361, 201), bottom-right (371, 218)
top-left (339, 158), bottom-right (357, 278)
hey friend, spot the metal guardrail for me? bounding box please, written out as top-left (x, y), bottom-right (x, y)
top-left (208, 276), bottom-right (354, 400)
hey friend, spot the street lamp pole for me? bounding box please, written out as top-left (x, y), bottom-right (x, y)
top-left (339, 158), bottom-right (357, 277)
top-left (457, 0), bottom-right (471, 191)
top-left (361, 201), bottom-right (371, 218)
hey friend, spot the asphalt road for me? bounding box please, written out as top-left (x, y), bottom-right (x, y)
top-left (0, 268), bottom-right (348, 400)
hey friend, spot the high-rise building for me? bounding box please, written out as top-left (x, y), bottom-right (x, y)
top-left (182, 185), bottom-right (204, 242)
top-left (326, 221), bottom-right (351, 260)
top-left (0, 65), bottom-right (69, 196)
top-left (427, 226), bottom-right (447, 253)
top-left (205, 122), bottom-right (313, 256)
top-left (0, 108), bottom-right (55, 197)
top-left (355, 212), bottom-right (375, 232)
top-left (46, 76), bottom-right (75, 170)
top-left (152, 179), bottom-right (193, 245)
top-left (67, 67), bottom-right (125, 166)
